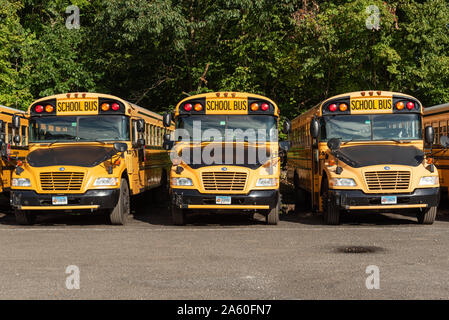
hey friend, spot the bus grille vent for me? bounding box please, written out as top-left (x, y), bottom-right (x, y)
top-left (201, 172), bottom-right (247, 191)
top-left (40, 172), bottom-right (85, 191)
top-left (364, 171), bottom-right (410, 191)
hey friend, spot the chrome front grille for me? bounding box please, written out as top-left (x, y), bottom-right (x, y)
top-left (364, 171), bottom-right (411, 191)
top-left (40, 172), bottom-right (84, 191)
top-left (201, 172), bottom-right (247, 191)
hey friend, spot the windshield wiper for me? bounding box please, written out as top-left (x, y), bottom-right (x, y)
top-left (341, 139), bottom-right (354, 145)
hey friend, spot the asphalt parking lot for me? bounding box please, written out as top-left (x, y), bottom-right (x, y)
top-left (0, 185), bottom-right (448, 300)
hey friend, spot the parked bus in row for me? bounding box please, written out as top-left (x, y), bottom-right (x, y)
top-left (0, 106), bottom-right (28, 196)
top-left (423, 102), bottom-right (449, 198)
top-left (10, 93), bottom-right (174, 225)
top-left (162, 92), bottom-right (285, 225)
top-left (285, 91), bottom-right (439, 225)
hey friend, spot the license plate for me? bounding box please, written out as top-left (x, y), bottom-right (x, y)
top-left (52, 196), bottom-right (68, 205)
top-left (216, 196), bottom-right (231, 205)
top-left (381, 196), bottom-right (397, 205)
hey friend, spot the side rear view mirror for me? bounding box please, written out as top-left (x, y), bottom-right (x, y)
top-left (0, 120), bottom-right (4, 132)
top-left (279, 141), bottom-right (291, 152)
top-left (163, 133), bottom-right (171, 142)
top-left (282, 120), bottom-right (291, 134)
top-left (13, 135), bottom-right (21, 145)
top-left (440, 135), bottom-right (449, 148)
top-left (163, 113), bottom-right (172, 128)
top-left (327, 138), bottom-right (341, 152)
top-left (113, 142), bottom-right (128, 153)
top-left (310, 118), bottom-right (319, 139)
top-left (424, 126), bottom-right (434, 145)
top-left (12, 115), bottom-right (21, 129)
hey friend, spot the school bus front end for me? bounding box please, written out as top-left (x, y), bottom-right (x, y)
top-left (166, 92), bottom-right (281, 225)
top-left (293, 91), bottom-right (439, 225)
top-left (10, 93), bottom-right (134, 225)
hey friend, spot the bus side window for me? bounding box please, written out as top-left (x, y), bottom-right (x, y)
top-left (440, 121), bottom-right (446, 143)
top-left (157, 127), bottom-right (161, 146)
top-left (132, 120), bottom-right (138, 144)
top-left (145, 123), bottom-right (149, 145)
top-left (21, 125), bottom-right (27, 145)
top-left (432, 122), bottom-right (438, 144)
top-left (150, 125), bottom-right (154, 146)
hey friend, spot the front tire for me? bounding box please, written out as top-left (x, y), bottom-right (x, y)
top-left (322, 178), bottom-right (340, 225)
top-left (109, 179), bottom-right (130, 225)
top-left (417, 206), bottom-right (437, 225)
top-left (15, 209), bottom-right (36, 225)
top-left (266, 195), bottom-right (280, 225)
top-left (172, 205), bottom-right (186, 226)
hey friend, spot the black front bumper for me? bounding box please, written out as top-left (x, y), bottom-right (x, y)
top-left (11, 189), bottom-right (120, 210)
top-left (328, 187), bottom-right (440, 209)
top-left (170, 188), bottom-right (279, 209)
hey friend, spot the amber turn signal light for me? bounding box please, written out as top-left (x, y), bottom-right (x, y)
top-left (250, 103), bottom-right (259, 111)
top-left (339, 103), bottom-right (348, 111)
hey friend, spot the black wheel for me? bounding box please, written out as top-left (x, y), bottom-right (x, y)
top-left (322, 178), bottom-right (340, 225)
top-left (417, 206), bottom-right (437, 225)
top-left (109, 179), bottom-right (130, 225)
top-left (15, 209), bottom-right (36, 225)
top-left (172, 205), bottom-right (186, 226)
top-left (266, 194), bottom-right (280, 225)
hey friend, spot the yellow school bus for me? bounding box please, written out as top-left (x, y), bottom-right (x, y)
top-left (286, 90), bottom-right (439, 225)
top-left (162, 92), bottom-right (283, 225)
top-left (10, 93), bottom-right (174, 225)
top-left (0, 105), bottom-right (29, 194)
top-left (423, 102), bottom-right (449, 197)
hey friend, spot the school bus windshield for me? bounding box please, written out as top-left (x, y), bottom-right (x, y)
top-left (176, 115), bottom-right (278, 142)
top-left (29, 115), bottom-right (130, 143)
top-left (320, 113), bottom-right (422, 142)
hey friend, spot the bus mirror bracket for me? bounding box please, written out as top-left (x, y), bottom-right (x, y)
top-left (279, 141), bottom-right (290, 152)
top-left (137, 119), bottom-right (145, 133)
top-left (163, 134), bottom-right (174, 150)
top-left (327, 138), bottom-right (343, 174)
top-left (136, 138), bottom-right (145, 148)
top-left (163, 113), bottom-right (172, 128)
top-left (113, 142), bottom-right (128, 154)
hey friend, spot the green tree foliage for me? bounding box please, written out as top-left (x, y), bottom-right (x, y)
top-left (0, 0), bottom-right (448, 115)
top-left (0, 0), bottom-right (32, 108)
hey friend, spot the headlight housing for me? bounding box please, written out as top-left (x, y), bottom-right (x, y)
top-left (256, 178), bottom-right (277, 187)
top-left (419, 176), bottom-right (438, 186)
top-left (330, 178), bottom-right (357, 187)
top-left (172, 177), bottom-right (193, 186)
top-left (12, 178), bottom-right (31, 187)
top-left (93, 177), bottom-right (118, 186)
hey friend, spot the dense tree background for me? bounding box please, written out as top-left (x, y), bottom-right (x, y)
top-left (1, 0), bottom-right (449, 120)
